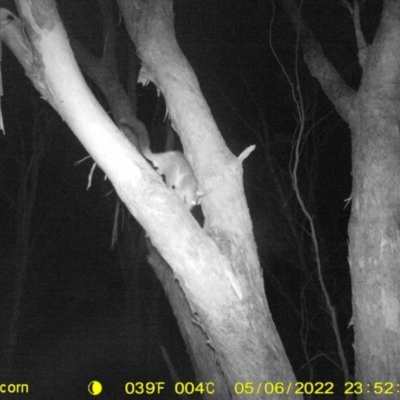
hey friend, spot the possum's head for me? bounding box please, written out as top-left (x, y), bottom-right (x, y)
top-left (173, 173), bottom-right (204, 209)
top-left (154, 151), bottom-right (204, 209)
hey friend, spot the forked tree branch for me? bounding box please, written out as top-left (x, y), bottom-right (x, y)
top-left (280, 0), bottom-right (356, 123)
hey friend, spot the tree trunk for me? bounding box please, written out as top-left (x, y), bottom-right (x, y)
top-left (1, 0), bottom-right (299, 398)
top-left (282, 0), bottom-right (400, 388)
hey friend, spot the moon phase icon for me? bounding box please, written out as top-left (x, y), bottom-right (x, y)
top-left (88, 381), bottom-right (102, 396)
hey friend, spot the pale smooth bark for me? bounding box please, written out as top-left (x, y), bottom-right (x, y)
top-left (3, 0), bottom-right (299, 397)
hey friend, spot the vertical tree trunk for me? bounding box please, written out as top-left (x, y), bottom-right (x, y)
top-left (349, 89), bottom-right (400, 382)
top-left (282, 0), bottom-right (400, 387)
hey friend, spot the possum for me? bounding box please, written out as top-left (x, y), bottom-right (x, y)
top-left (120, 121), bottom-right (203, 208)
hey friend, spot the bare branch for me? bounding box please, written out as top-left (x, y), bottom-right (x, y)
top-left (341, 0), bottom-right (368, 66)
top-left (280, 0), bottom-right (356, 123)
top-left (353, 0), bottom-right (368, 66)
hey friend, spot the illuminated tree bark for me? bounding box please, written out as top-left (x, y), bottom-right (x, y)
top-left (282, 0), bottom-right (400, 387)
top-left (0, 0), bottom-right (299, 398)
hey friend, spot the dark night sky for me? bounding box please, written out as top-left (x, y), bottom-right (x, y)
top-left (0, 0), bottom-right (383, 397)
